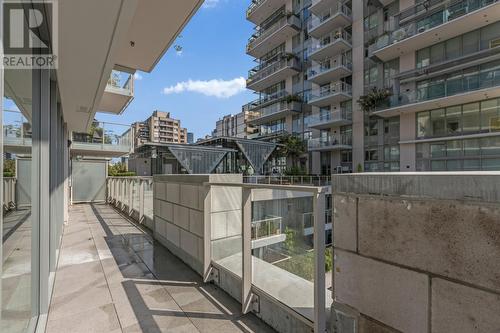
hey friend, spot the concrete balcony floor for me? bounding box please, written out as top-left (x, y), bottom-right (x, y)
top-left (46, 204), bottom-right (275, 333)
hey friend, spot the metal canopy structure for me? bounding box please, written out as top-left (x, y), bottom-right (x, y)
top-left (196, 136), bottom-right (279, 174)
top-left (234, 140), bottom-right (276, 174)
top-left (166, 144), bottom-right (232, 174)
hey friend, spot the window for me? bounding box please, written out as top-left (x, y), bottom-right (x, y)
top-left (447, 140), bottom-right (462, 157)
top-left (431, 109), bottom-right (446, 137)
top-left (445, 36), bottom-right (461, 60)
top-left (446, 106), bottom-right (462, 135)
top-left (417, 111), bottom-right (430, 138)
top-left (462, 102), bottom-right (480, 132)
top-left (365, 149), bottom-right (378, 161)
top-left (430, 142), bottom-right (446, 157)
top-left (480, 99), bottom-right (499, 131)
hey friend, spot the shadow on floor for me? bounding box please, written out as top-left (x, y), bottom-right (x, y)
top-left (90, 203), bottom-right (275, 333)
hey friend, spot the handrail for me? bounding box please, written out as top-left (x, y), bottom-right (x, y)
top-left (307, 3), bottom-right (352, 31)
top-left (309, 29), bottom-right (352, 55)
top-left (310, 81), bottom-right (352, 101)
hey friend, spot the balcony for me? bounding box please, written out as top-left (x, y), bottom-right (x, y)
top-left (308, 55), bottom-right (352, 85)
top-left (71, 121), bottom-right (133, 157)
top-left (251, 216), bottom-right (286, 249)
top-left (247, 129), bottom-right (289, 140)
top-left (307, 108), bottom-right (352, 130)
top-left (98, 69), bottom-right (135, 114)
top-left (310, 0), bottom-right (340, 16)
top-left (247, 56), bottom-right (301, 91)
top-left (373, 65), bottom-right (500, 117)
top-left (247, 14), bottom-right (302, 58)
top-left (308, 134), bottom-right (352, 151)
top-left (307, 4), bottom-right (352, 39)
top-left (308, 30), bottom-right (352, 61)
top-left (247, 0), bottom-right (287, 25)
top-left (369, 0), bottom-right (500, 62)
top-left (308, 82), bottom-right (352, 107)
top-left (248, 98), bottom-right (303, 125)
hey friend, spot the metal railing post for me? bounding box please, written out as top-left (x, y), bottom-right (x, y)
top-left (313, 191), bottom-right (326, 333)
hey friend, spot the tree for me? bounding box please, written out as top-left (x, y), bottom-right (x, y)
top-left (277, 134), bottom-right (306, 169)
top-left (357, 87), bottom-right (392, 113)
top-left (4, 159), bottom-right (16, 177)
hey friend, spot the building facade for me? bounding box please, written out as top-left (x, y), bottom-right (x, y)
top-left (132, 110), bottom-right (188, 148)
top-left (213, 108), bottom-right (259, 138)
top-left (245, 0), bottom-right (500, 174)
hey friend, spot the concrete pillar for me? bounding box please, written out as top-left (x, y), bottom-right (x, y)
top-left (351, 0), bottom-right (365, 172)
top-left (311, 151), bottom-right (321, 174)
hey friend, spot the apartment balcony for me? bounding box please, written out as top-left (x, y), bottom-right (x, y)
top-left (307, 108), bottom-right (352, 130)
top-left (247, 129), bottom-right (289, 140)
top-left (98, 69), bottom-right (135, 115)
top-left (247, 14), bottom-right (302, 58)
top-left (71, 121), bottom-right (133, 157)
top-left (308, 134), bottom-right (352, 151)
top-left (3, 110), bottom-right (32, 154)
top-left (247, 56), bottom-right (301, 91)
top-left (246, 0), bottom-right (287, 25)
top-left (308, 82), bottom-right (352, 107)
top-left (369, 0), bottom-right (500, 62)
top-left (248, 99), bottom-right (303, 125)
top-left (308, 30), bottom-right (352, 61)
top-left (310, 0), bottom-right (340, 16)
top-left (251, 216), bottom-right (286, 249)
top-left (373, 66), bottom-right (500, 117)
top-left (308, 55), bottom-right (352, 85)
top-left (307, 4), bottom-right (352, 39)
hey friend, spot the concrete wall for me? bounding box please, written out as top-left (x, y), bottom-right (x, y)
top-left (331, 173), bottom-right (500, 333)
top-left (153, 174), bottom-right (242, 275)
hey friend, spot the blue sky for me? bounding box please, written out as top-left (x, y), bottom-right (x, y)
top-left (97, 0), bottom-right (255, 140)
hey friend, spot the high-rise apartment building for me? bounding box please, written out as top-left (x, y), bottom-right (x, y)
top-left (132, 110), bottom-right (188, 147)
top-left (245, 0), bottom-right (500, 174)
top-left (213, 108), bottom-right (259, 138)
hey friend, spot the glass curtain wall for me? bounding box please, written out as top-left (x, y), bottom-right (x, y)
top-left (1, 3), bottom-right (66, 332)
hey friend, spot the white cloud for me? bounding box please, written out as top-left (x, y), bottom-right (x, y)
top-left (163, 77), bottom-right (246, 99)
top-left (134, 72), bottom-right (143, 80)
top-left (202, 0), bottom-right (220, 9)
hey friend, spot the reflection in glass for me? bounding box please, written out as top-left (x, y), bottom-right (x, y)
top-left (2, 70), bottom-right (35, 332)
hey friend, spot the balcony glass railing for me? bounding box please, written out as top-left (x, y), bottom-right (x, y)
top-left (3, 110), bottom-right (32, 148)
top-left (377, 65), bottom-right (500, 111)
top-left (247, 14), bottom-right (301, 51)
top-left (106, 70), bottom-right (134, 96)
top-left (247, 90), bottom-right (289, 111)
top-left (72, 121), bottom-right (133, 152)
top-left (307, 4), bottom-right (352, 31)
top-left (106, 177), bottom-right (154, 226)
top-left (310, 82), bottom-right (352, 102)
top-left (308, 108), bottom-right (352, 127)
top-left (371, 0), bottom-right (498, 52)
top-left (247, 56), bottom-right (300, 86)
top-left (244, 175), bottom-right (332, 186)
top-left (308, 134), bottom-right (352, 149)
top-left (309, 30), bottom-right (352, 55)
top-left (251, 216), bottom-right (283, 240)
top-left (308, 55), bottom-right (352, 78)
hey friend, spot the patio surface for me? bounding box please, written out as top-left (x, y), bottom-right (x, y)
top-left (46, 203), bottom-right (275, 333)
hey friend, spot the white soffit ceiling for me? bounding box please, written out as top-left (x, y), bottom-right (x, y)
top-left (114, 0), bottom-right (204, 73)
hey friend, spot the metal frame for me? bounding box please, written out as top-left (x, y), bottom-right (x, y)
top-left (207, 182), bottom-right (328, 332)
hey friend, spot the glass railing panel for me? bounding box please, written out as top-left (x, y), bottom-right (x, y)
top-left (307, 4), bottom-right (352, 30)
top-left (248, 14), bottom-right (301, 50)
top-left (248, 56), bottom-right (300, 85)
top-left (371, 0), bottom-right (498, 52)
top-left (72, 121), bottom-right (132, 152)
top-left (308, 134), bottom-right (353, 149)
top-left (308, 108), bottom-right (352, 126)
top-left (106, 69), bottom-right (134, 95)
top-left (378, 66), bottom-right (500, 110)
top-left (310, 82), bottom-right (352, 100)
top-left (309, 30), bottom-right (352, 54)
top-left (251, 188), bottom-right (315, 319)
top-left (309, 55), bottom-right (352, 78)
top-left (143, 180), bottom-right (154, 222)
top-left (210, 185), bottom-right (243, 277)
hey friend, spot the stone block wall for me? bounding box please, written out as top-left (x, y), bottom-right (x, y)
top-left (332, 173), bottom-right (500, 333)
top-left (153, 174), bottom-right (241, 275)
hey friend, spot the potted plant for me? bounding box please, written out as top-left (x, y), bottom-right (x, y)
top-left (357, 87), bottom-right (392, 113)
